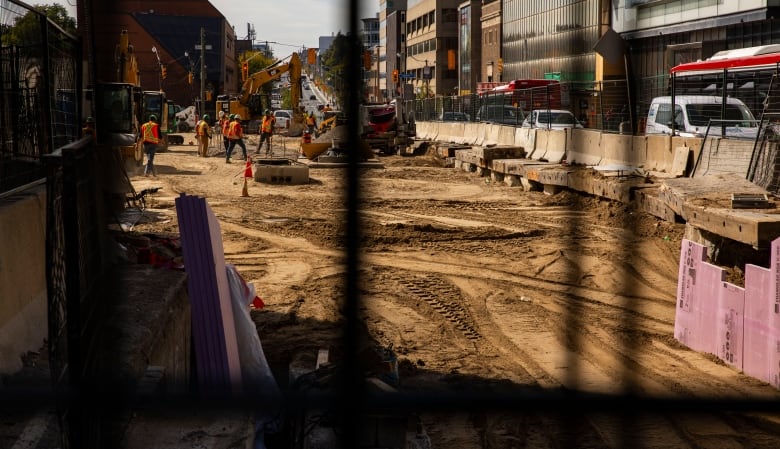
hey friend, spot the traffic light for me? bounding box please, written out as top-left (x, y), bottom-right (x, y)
top-left (447, 49), bottom-right (456, 70)
top-left (241, 61), bottom-right (249, 81)
top-left (392, 69), bottom-right (399, 83)
top-left (364, 51), bottom-right (372, 70)
top-left (307, 48), bottom-right (317, 65)
top-left (161, 65), bottom-right (167, 79)
top-left (497, 57), bottom-right (503, 73)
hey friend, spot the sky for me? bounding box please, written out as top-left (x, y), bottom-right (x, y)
top-left (36, 0), bottom-right (379, 56)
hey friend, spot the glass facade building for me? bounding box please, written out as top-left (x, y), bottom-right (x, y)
top-left (503, 0), bottom-right (601, 81)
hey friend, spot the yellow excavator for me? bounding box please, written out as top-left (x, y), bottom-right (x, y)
top-left (216, 53), bottom-right (304, 136)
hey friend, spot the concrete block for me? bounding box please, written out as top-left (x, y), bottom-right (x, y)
top-left (254, 163), bottom-right (309, 184)
top-left (529, 130), bottom-right (548, 160)
top-left (520, 176), bottom-right (542, 192)
top-left (567, 129), bottom-right (602, 166)
top-left (504, 174), bottom-right (521, 187)
top-left (601, 133), bottom-right (638, 166)
top-left (671, 146), bottom-right (691, 177)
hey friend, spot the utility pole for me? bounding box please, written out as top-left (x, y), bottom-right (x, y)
top-left (375, 45), bottom-right (380, 102)
top-left (200, 27), bottom-right (206, 117)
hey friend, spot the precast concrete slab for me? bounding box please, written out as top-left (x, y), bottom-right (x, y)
top-left (471, 145), bottom-right (526, 163)
top-left (659, 173), bottom-right (769, 217)
top-left (490, 159), bottom-right (555, 178)
top-left (634, 186), bottom-right (677, 222)
top-left (436, 143), bottom-right (471, 158)
top-left (682, 204), bottom-right (780, 249)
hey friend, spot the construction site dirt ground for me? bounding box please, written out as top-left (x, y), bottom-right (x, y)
top-left (127, 133), bottom-right (780, 448)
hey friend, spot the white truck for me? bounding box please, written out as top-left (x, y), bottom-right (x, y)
top-left (174, 105), bottom-right (198, 132)
top-left (645, 95), bottom-right (758, 139)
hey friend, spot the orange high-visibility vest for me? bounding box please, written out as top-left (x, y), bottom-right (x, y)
top-left (221, 118), bottom-right (230, 137)
top-left (229, 120), bottom-right (243, 139)
top-left (196, 120), bottom-right (209, 136)
top-left (261, 116), bottom-right (275, 133)
top-left (141, 121), bottom-right (159, 144)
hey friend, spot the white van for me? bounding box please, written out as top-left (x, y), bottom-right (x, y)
top-left (645, 95), bottom-right (758, 138)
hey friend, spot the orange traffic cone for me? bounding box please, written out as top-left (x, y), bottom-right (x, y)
top-left (243, 158), bottom-right (253, 178)
top-left (241, 177), bottom-right (249, 197)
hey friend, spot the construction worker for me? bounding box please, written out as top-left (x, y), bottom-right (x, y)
top-left (196, 114), bottom-right (211, 157)
top-left (82, 116), bottom-right (96, 141)
top-left (219, 112), bottom-right (231, 154)
top-left (226, 113), bottom-right (247, 163)
top-left (257, 109), bottom-right (276, 156)
top-left (305, 111), bottom-right (317, 134)
top-left (140, 114), bottom-right (161, 176)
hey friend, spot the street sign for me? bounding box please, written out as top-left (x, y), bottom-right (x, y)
top-left (399, 72), bottom-right (415, 79)
top-left (194, 45), bottom-right (212, 50)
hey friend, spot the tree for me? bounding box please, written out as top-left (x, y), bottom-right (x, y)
top-left (1, 3), bottom-right (76, 47)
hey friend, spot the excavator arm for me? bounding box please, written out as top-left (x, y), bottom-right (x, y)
top-left (235, 52), bottom-right (304, 135)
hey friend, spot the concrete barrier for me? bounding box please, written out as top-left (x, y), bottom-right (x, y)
top-left (601, 133), bottom-right (640, 166)
top-left (497, 125), bottom-right (516, 146)
top-left (568, 129), bottom-right (603, 166)
top-left (537, 129), bottom-right (568, 163)
top-left (416, 122), bottom-right (432, 140)
top-left (484, 124), bottom-right (501, 146)
top-left (463, 123), bottom-right (480, 145)
top-left (0, 184), bottom-right (47, 374)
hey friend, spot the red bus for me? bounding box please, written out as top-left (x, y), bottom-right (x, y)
top-left (483, 79), bottom-right (563, 111)
top-left (668, 45), bottom-right (780, 117)
top-left (671, 45), bottom-right (780, 75)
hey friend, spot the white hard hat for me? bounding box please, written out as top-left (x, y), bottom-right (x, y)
top-left (234, 114), bottom-right (241, 120)
top-left (218, 110), bottom-right (225, 118)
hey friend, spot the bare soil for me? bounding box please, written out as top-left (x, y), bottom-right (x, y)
top-left (126, 133), bottom-right (780, 448)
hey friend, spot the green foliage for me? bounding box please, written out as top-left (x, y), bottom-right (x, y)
top-left (320, 33), bottom-right (364, 106)
top-left (240, 50), bottom-right (275, 75)
top-left (1, 3), bottom-right (76, 46)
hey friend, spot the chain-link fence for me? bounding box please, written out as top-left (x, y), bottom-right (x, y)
top-left (403, 74), bottom-right (780, 139)
top-left (0, 0), bottom-right (80, 193)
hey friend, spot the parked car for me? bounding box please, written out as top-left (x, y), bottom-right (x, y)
top-left (476, 104), bottom-right (524, 126)
top-left (522, 109), bottom-right (583, 129)
top-left (645, 95), bottom-right (758, 138)
top-left (439, 111), bottom-right (470, 122)
top-left (273, 109), bottom-right (293, 130)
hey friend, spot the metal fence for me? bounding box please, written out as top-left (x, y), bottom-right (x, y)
top-left (0, 0), bottom-right (81, 193)
top-left (403, 73), bottom-right (780, 138)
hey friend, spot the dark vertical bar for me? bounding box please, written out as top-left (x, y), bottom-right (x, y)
top-left (40, 13), bottom-right (53, 156)
top-left (340, 0), bottom-right (364, 447)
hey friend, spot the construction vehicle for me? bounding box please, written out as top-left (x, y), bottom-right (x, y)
top-left (93, 30), bottom-right (177, 171)
top-left (216, 53), bottom-right (304, 136)
top-left (93, 28), bottom-right (144, 173)
top-left (360, 100), bottom-right (416, 155)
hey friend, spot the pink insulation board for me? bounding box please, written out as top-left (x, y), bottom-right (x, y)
top-left (675, 239), bottom-right (707, 348)
top-left (769, 239), bottom-right (780, 389)
top-left (716, 282), bottom-right (745, 370)
top-left (743, 264), bottom-right (772, 383)
top-left (693, 262), bottom-right (725, 356)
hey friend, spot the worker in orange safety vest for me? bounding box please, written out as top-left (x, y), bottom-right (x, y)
top-left (196, 114), bottom-right (212, 157)
top-left (257, 109), bottom-right (276, 156)
top-left (140, 114), bottom-right (161, 176)
top-left (226, 114), bottom-right (247, 163)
